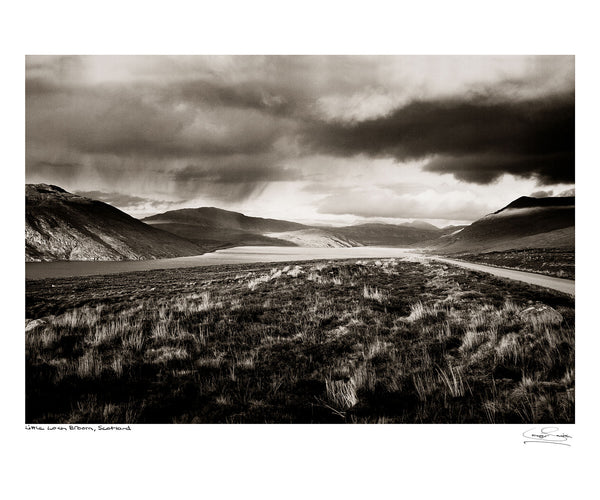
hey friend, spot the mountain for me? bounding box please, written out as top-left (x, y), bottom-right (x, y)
top-left (440, 225), bottom-right (468, 235)
top-left (27, 185), bottom-right (572, 261)
top-left (142, 207), bottom-right (308, 249)
top-left (493, 195), bottom-right (574, 212)
top-left (431, 196), bottom-right (575, 253)
top-left (26, 184), bottom-right (205, 262)
top-left (144, 207), bottom-right (306, 232)
top-left (400, 220), bottom-right (440, 231)
top-left (332, 223), bottom-right (443, 246)
top-left (263, 228), bottom-right (361, 248)
top-left (143, 208), bottom-right (449, 248)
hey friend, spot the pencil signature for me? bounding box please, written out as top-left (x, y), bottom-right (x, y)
top-left (523, 427), bottom-right (572, 446)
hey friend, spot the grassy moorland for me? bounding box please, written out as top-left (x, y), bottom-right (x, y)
top-left (450, 248), bottom-right (575, 280)
top-left (26, 258), bottom-right (574, 423)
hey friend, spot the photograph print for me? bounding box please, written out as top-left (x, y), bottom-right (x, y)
top-left (25, 55), bottom-right (575, 424)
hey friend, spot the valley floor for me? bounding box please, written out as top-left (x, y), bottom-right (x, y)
top-left (26, 257), bottom-right (574, 423)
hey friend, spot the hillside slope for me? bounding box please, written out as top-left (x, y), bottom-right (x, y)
top-left (263, 228), bottom-right (361, 248)
top-left (144, 208), bottom-right (447, 249)
top-left (333, 223), bottom-right (443, 246)
top-left (26, 184), bottom-right (205, 261)
top-left (142, 207), bottom-right (310, 249)
top-left (432, 196), bottom-right (574, 253)
top-left (144, 207), bottom-right (307, 232)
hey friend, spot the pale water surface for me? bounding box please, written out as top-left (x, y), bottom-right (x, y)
top-left (25, 246), bottom-right (574, 295)
top-left (26, 246), bottom-right (418, 280)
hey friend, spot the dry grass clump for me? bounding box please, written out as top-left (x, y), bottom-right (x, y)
top-left (76, 351), bottom-right (103, 378)
top-left (26, 325), bottom-right (59, 350)
top-left (495, 333), bottom-right (521, 364)
top-left (363, 285), bottom-right (387, 303)
top-left (55, 305), bottom-right (105, 329)
top-left (286, 265), bottom-right (303, 277)
top-left (460, 328), bottom-right (488, 353)
top-left (122, 328), bottom-right (145, 352)
top-left (147, 346), bottom-right (190, 364)
top-left (412, 372), bottom-right (436, 402)
top-left (92, 315), bottom-right (143, 347)
top-left (326, 378), bottom-right (359, 410)
top-left (407, 301), bottom-right (442, 322)
top-left (26, 257), bottom-right (574, 424)
top-left (325, 362), bottom-right (378, 413)
top-left (247, 267), bottom-right (287, 290)
top-left (171, 292), bottom-right (220, 314)
top-left (306, 263), bottom-right (350, 286)
top-left (436, 365), bottom-right (465, 398)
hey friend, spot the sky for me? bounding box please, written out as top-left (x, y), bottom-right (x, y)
top-left (25, 55), bottom-right (575, 226)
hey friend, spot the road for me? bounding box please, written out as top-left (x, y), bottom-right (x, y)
top-left (429, 256), bottom-right (575, 296)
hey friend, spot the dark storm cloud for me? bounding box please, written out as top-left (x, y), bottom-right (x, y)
top-left (25, 77), bottom-right (61, 95)
top-left (74, 191), bottom-right (152, 206)
top-left (423, 151), bottom-right (575, 185)
top-left (26, 81), bottom-right (291, 160)
top-left (25, 56), bottom-right (575, 219)
top-left (303, 93), bottom-right (575, 185)
top-left (173, 161), bottom-right (300, 184)
top-left (26, 160), bottom-right (86, 186)
top-left (168, 79), bottom-right (294, 115)
top-left (170, 158), bottom-right (302, 202)
top-left (27, 56), bottom-right (575, 177)
top-left (73, 190), bottom-right (181, 213)
top-left (31, 160), bottom-right (82, 174)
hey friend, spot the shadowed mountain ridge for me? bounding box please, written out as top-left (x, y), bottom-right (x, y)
top-left (26, 184), bottom-right (206, 261)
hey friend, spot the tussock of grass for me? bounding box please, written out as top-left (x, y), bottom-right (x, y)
top-left (122, 329), bottom-right (144, 352)
top-left (326, 378), bottom-right (358, 410)
top-left (287, 265), bottom-right (303, 278)
top-left (407, 301), bottom-right (441, 322)
top-left (363, 285), bottom-right (386, 303)
top-left (496, 333), bottom-right (521, 364)
top-left (26, 258), bottom-right (574, 423)
top-left (460, 328), bottom-right (487, 353)
top-left (111, 356), bottom-right (123, 377)
top-left (147, 346), bottom-right (189, 364)
top-left (77, 351), bottom-right (103, 378)
top-left (437, 365), bottom-right (465, 398)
